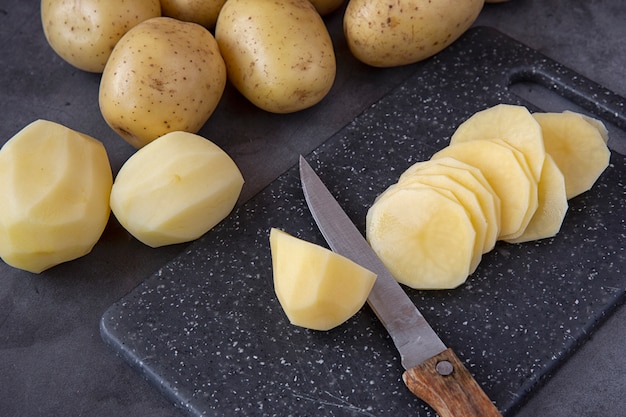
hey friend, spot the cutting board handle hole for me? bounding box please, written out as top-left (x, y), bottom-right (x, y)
top-left (508, 68), bottom-right (626, 155)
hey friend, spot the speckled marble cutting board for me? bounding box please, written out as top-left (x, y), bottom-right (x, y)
top-left (100, 28), bottom-right (626, 417)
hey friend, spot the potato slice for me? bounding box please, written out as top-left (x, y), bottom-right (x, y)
top-left (451, 104), bottom-right (546, 182)
top-left (270, 228), bottom-right (376, 331)
top-left (366, 185), bottom-right (476, 289)
top-left (0, 120), bottom-right (112, 273)
top-left (395, 175), bottom-right (486, 273)
top-left (565, 111), bottom-right (609, 144)
top-left (533, 111), bottom-right (610, 199)
top-left (110, 131), bottom-right (243, 247)
top-left (504, 154), bottom-right (568, 244)
top-left (398, 157), bottom-right (501, 253)
top-left (432, 139), bottom-right (538, 240)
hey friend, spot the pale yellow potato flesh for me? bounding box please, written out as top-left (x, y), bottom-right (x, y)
top-left (343, 0), bottom-right (484, 67)
top-left (398, 157), bottom-right (501, 254)
top-left (215, 0), bottom-right (336, 113)
top-left (395, 175), bottom-right (486, 274)
top-left (99, 17), bottom-right (226, 148)
top-left (366, 186), bottom-right (476, 290)
top-left (0, 120), bottom-right (112, 273)
top-left (533, 111), bottom-right (611, 199)
top-left (451, 104), bottom-right (546, 182)
top-left (110, 131), bottom-right (243, 248)
top-left (160, 0), bottom-right (227, 29)
top-left (504, 154), bottom-right (568, 244)
top-left (270, 228), bottom-right (377, 331)
top-left (41, 0), bottom-right (161, 73)
top-left (433, 139), bottom-right (538, 240)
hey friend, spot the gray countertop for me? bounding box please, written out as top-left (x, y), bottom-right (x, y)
top-left (1, 1), bottom-right (624, 416)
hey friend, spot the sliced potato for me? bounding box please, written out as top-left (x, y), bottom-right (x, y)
top-left (270, 228), bottom-right (376, 331)
top-left (366, 185), bottom-right (476, 290)
top-left (533, 111), bottom-right (611, 199)
top-left (451, 104), bottom-right (545, 182)
top-left (398, 156), bottom-right (501, 253)
top-left (432, 139), bottom-right (538, 240)
top-left (504, 154), bottom-right (568, 243)
top-left (396, 174), bottom-right (486, 273)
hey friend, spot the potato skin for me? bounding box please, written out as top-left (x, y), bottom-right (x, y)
top-left (344, 0), bottom-right (484, 67)
top-left (309, 0), bottom-right (345, 16)
top-left (99, 17), bottom-right (227, 148)
top-left (160, 0), bottom-right (227, 29)
top-left (215, 0), bottom-right (336, 113)
top-left (41, 0), bottom-right (161, 73)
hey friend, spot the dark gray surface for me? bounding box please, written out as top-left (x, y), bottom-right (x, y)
top-left (99, 26), bottom-right (626, 416)
top-left (1, 1), bottom-right (625, 416)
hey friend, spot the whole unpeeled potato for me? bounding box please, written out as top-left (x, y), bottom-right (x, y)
top-left (160, 0), bottom-right (227, 29)
top-left (41, 0), bottom-right (161, 73)
top-left (344, 0), bottom-right (484, 67)
top-left (215, 0), bottom-right (336, 113)
top-left (99, 17), bottom-right (227, 148)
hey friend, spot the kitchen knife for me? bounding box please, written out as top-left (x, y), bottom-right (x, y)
top-left (299, 155), bottom-right (502, 417)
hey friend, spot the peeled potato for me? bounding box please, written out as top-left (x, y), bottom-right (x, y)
top-left (396, 174), bottom-right (487, 273)
top-left (504, 154), bottom-right (568, 243)
top-left (433, 139), bottom-right (538, 240)
top-left (398, 157), bottom-right (501, 254)
top-left (0, 120), bottom-right (112, 273)
top-left (110, 131), bottom-right (243, 247)
top-left (451, 104), bottom-right (546, 182)
top-left (366, 185), bottom-right (476, 289)
top-left (533, 111), bottom-right (611, 199)
top-left (270, 228), bottom-right (376, 331)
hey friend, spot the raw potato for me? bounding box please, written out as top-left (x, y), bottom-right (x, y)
top-left (451, 104), bottom-right (546, 182)
top-left (533, 111), bottom-right (611, 199)
top-left (215, 0), bottom-right (336, 113)
top-left (433, 139), bottom-right (538, 240)
top-left (160, 0), bottom-right (227, 29)
top-left (504, 155), bottom-right (568, 244)
top-left (110, 131), bottom-right (244, 248)
top-left (398, 157), bottom-right (501, 254)
top-left (366, 185), bottom-right (476, 289)
top-left (397, 174), bottom-right (487, 273)
top-left (365, 104), bottom-right (610, 291)
top-left (41, 0), bottom-right (161, 73)
top-left (309, 0), bottom-right (345, 15)
top-left (343, 0), bottom-right (484, 67)
top-left (99, 17), bottom-right (227, 148)
top-left (0, 120), bottom-right (112, 273)
top-left (270, 228), bottom-right (376, 331)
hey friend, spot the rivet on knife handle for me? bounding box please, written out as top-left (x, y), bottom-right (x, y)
top-left (403, 348), bottom-right (502, 417)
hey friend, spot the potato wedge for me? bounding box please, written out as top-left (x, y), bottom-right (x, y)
top-left (270, 228), bottom-right (376, 331)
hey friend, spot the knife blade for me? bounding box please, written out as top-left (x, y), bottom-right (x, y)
top-left (299, 155), bottom-right (502, 417)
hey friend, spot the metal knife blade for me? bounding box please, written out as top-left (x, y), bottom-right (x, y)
top-left (299, 156), bottom-right (502, 417)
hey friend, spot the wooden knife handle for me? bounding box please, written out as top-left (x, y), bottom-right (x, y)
top-left (402, 348), bottom-right (502, 417)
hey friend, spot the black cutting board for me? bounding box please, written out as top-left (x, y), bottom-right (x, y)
top-left (100, 27), bottom-right (626, 416)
